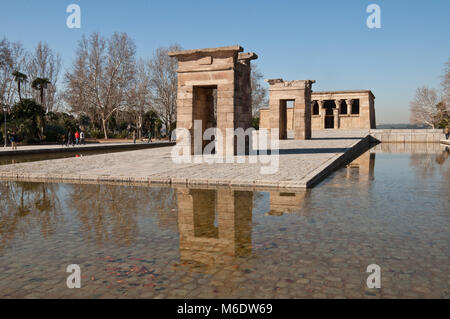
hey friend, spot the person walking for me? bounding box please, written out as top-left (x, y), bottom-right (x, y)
top-left (80, 131), bottom-right (85, 145)
top-left (75, 130), bottom-right (80, 145)
top-left (10, 131), bottom-right (17, 150)
top-left (133, 131), bottom-right (136, 144)
top-left (67, 130), bottom-right (73, 147)
top-left (147, 130), bottom-right (152, 143)
top-left (6, 130), bottom-right (10, 147)
top-left (60, 134), bottom-right (66, 147)
top-left (445, 127), bottom-right (449, 140)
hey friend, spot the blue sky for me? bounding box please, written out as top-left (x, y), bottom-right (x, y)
top-left (1, 0), bottom-right (449, 124)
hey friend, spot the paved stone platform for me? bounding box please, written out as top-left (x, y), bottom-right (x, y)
top-left (0, 141), bottom-right (174, 156)
top-left (0, 130), bottom-right (370, 189)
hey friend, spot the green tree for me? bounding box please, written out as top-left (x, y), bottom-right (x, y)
top-left (142, 110), bottom-right (159, 137)
top-left (10, 99), bottom-right (45, 142)
top-left (31, 78), bottom-right (51, 110)
top-left (12, 71), bottom-right (27, 101)
top-left (251, 116), bottom-right (260, 130)
top-left (78, 114), bottom-right (90, 131)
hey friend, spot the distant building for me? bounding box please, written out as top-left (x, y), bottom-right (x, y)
top-left (260, 90), bottom-right (376, 131)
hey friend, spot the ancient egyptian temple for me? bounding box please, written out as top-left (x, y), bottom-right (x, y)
top-left (169, 45), bottom-right (256, 156)
top-left (260, 90), bottom-right (376, 134)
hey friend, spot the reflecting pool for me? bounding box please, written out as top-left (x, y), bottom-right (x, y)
top-left (0, 143), bottom-right (448, 298)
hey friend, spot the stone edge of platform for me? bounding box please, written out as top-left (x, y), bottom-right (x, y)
top-left (0, 142), bottom-right (175, 156)
top-left (303, 134), bottom-right (372, 188)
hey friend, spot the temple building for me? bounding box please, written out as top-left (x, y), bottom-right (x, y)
top-left (260, 89), bottom-right (376, 131)
top-left (169, 45), bottom-right (256, 156)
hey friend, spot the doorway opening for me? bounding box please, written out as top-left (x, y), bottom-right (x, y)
top-left (340, 101), bottom-right (348, 114)
top-left (351, 99), bottom-right (360, 114)
top-left (323, 100), bottom-right (335, 129)
top-left (279, 99), bottom-right (294, 139)
top-left (312, 101), bottom-right (319, 115)
top-left (193, 86), bottom-right (217, 154)
top-left (192, 189), bottom-right (218, 239)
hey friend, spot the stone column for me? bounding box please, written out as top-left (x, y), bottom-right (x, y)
top-left (318, 100), bottom-right (325, 129)
top-left (346, 99), bottom-right (353, 114)
top-left (334, 99), bottom-right (342, 129)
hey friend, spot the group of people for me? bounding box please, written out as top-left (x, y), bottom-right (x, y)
top-left (63, 130), bottom-right (85, 147)
top-left (132, 131), bottom-right (153, 144)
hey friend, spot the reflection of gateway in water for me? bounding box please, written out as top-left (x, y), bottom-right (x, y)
top-left (173, 152), bottom-right (376, 271)
top-left (345, 152), bottom-right (375, 181)
top-left (265, 190), bottom-right (310, 216)
top-left (175, 188), bottom-right (252, 272)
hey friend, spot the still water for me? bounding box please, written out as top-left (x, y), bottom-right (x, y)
top-left (0, 143), bottom-right (448, 298)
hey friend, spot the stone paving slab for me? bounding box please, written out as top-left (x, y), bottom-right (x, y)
top-left (0, 130), bottom-right (370, 189)
top-left (0, 141), bottom-right (174, 156)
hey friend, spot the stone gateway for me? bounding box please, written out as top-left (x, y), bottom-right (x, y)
top-left (169, 45), bottom-right (257, 156)
top-left (265, 79), bottom-right (315, 140)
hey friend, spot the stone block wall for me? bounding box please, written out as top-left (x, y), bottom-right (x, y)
top-left (370, 141), bottom-right (446, 153)
top-left (369, 129), bottom-right (446, 143)
top-left (169, 45), bottom-right (257, 156)
top-left (265, 79), bottom-right (314, 140)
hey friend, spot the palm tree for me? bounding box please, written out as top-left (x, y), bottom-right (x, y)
top-left (12, 71), bottom-right (27, 101)
top-left (31, 78), bottom-right (51, 110)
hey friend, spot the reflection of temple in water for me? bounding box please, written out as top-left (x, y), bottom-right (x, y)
top-left (371, 142), bottom-right (444, 154)
top-left (176, 188), bottom-right (252, 272)
top-left (345, 152), bottom-right (375, 181)
top-left (264, 153), bottom-right (376, 216)
top-left (265, 191), bottom-right (310, 216)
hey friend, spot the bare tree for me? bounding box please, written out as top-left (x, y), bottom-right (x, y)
top-left (64, 39), bottom-right (91, 120)
top-left (148, 44), bottom-right (181, 137)
top-left (251, 64), bottom-right (268, 117)
top-left (0, 38), bottom-right (27, 109)
top-left (126, 59), bottom-right (151, 138)
top-left (0, 38), bottom-right (13, 108)
top-left (65, 32), bottom-right (136, 139)
top-left (410, 86), bottom-right (440, 128)
top-left (0, 39), bottom-right (11, 67)
top-left (441, 57), bottom-right (450, 107)
top-left (26, 42), bottom-right (62, 112)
